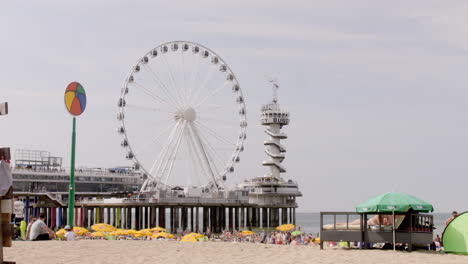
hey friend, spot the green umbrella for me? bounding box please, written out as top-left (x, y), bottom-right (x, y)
top-left (356, 192), bottom-right (433, 213)
top-left (291, 231), bottom-right (302, 236)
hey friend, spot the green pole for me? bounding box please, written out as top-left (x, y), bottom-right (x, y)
top-left (67, 117), bottom-right (76, 226)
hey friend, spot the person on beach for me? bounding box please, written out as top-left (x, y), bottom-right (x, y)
top-left (64, 225), bottom-right (77, 241)
top-left (25, 216), bottom-right (37, 240)
top-left (30, 213), bottom-right (55, 241)
top-left (445, 211), bottom-right (458, 225)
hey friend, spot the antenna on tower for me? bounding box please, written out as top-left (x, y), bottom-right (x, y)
top-left (265, 76), bottom-right (279, 103)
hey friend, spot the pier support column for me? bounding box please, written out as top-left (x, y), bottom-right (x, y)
top-left (252, 208), bottom-right (257, 228)
top-left (150, 206), bottom-right (156, 228)
top-left (292, 208), bottom-right (296, 225)
top-left (234, 207), bottom-right (240, 231)
top-left (262, 208), bottom-right (268, 228)
top-left (181, 207), bottom-right (188, 232)
top-left (125, 208), bottom-right (130, 229)
top-left (247, 208), bottom-right (252, 230)
top-left (158, 206), bottom-right (165, 228)
top-left (170, 207), bottom-right (175, 232)
top-left (190, 207), bottom-right (194, 232)
top-left (282, 208), bottom-right (287, 225)
top-left (135, 207), bottom-right (140, 230)
top-left (195, 207), bottom-right (199, 232)
top-left (83, 207), bottom-right (88, 228)
top-left (175, 207), bottom-right (180, 233)
top-left (228, 208), bottom-right (233, 231)
top-left (209, 207), bottom-right (216, 234)
top-left (221, 207), bottom-right (226, 231)
top-left (202, 207), bottom-right (208, 233)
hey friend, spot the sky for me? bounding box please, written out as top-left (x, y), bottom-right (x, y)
top-left (1, 0), bottom-right (468, 212)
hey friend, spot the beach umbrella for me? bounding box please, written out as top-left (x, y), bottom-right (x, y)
top-left (181, 236), bottom-right (198, 242)
top-left (181, 233), bottom-right (204, 242)
top-left (73, 227), bottom-right (89, 236)
top-left (90, 231), bottom-right (106, 238)
top-left (355, 192), bottom-right (433, 213)
top-left (442, 212), bottom-right (468, 255)
top-left (241, 230), bottom-right (255, 236)
top-left (151, 227), bottom-right (167, 232)
top-left (291, 231), bottom-right (302, 236)
top-left (137, 229), bottom-right (153, 237)
top-left (56, 229), bottom-right (66, 237)
top-left (91, 223), bottom-right (117, 233)
top-left (152, 232), bottom-right (175, 239)
top-left (276, 224), bottom-right (295, 232)
top-left (356, 192), bottom-right (433, 251)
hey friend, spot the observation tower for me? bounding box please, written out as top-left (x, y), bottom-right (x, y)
top-left (238, 79), bottom-right (301, 227)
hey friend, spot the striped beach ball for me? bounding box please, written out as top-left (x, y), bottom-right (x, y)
top-left (64, 82), bottom-right (86, 116)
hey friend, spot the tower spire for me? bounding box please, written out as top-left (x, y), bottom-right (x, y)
top-left (267, 76), bottom-right (279, 103)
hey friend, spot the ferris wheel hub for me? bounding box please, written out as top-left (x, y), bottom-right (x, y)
top-left (174, 107), bottom-right (196, 122)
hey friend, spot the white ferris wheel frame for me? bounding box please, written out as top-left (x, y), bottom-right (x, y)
top-left (117, 41), bottom-right (247, 192)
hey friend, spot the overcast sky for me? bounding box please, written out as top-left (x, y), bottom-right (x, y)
top-left (1, 0), bottom-right (468, 212)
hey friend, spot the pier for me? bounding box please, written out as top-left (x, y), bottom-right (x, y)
top-left (15, 193), bottom-right (297, 233)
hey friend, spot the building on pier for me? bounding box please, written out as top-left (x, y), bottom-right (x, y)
top-left (238, 80), bottom-right (302, 226)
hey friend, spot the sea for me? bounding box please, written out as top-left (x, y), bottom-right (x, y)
top-left (295, 212), bottom-right (449, 236)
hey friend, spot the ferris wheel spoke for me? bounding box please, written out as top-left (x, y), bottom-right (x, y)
top-left (141, 65), bottom-right (182, 109)
top-left (190, 66), bottom-right (216, 106)
top-left (194, 121), bottom-right (237, 147)
top-left (185, 127), bottom-right (211, 187)
top-left (126, 104), bottom-right (174, 114)
top-left (130, 81), bottom-right (177, 111)
top-left (178, 50), bottom-right (189, 107)
top-left (149, 121), bottom-right (182, 178)
top-left (161, 53), bottom-right (186, 109)
top-left (197, 116), bottom-right (240, 127)
top-left (187, 123), bottom-right (221, 189)
top-left (187, 54), bottom-right (202, 107)
top-left (161, 121), bottom-right (187, 185)
top-left (133, 121), bottom-right (175, 158)
top-left (196, 128), bottom-right (227, 173)
top-left (194, 81), bottom-right (231, 108)
top-left (194, 104), bottom-right (227, 110)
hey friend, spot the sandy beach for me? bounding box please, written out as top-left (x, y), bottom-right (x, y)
top-left (5, 240), bottom-right (467, 264)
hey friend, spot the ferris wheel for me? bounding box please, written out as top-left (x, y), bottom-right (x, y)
top-left (117, 41), bottom-right (247, 193)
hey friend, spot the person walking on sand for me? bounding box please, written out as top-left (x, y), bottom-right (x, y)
top-left (30, 213), bottom-right (55, 241)
top-left (445, 211), bottom-right (458, 225)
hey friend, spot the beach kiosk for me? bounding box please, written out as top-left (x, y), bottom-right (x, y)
top-left (320, 192), bottom-right (434, 251)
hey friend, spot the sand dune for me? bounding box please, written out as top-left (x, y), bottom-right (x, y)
top-left (5, 240), bottom-right (467, 264)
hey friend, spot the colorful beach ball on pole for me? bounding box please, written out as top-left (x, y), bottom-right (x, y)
top-left (64, 82), bottom-right (86, 116)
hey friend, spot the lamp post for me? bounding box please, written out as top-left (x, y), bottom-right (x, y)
top-left (64, 82), bottom-right (86, 226)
